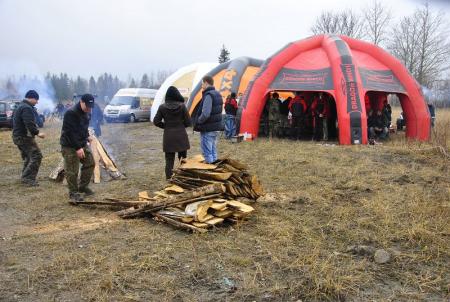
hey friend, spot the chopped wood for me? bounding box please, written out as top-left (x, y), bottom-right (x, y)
top-left (226, 200), bottom-right (255, 214)
top-left (191, 222), bottom-right (209, 228)
top-left (180, 161), bottom-right (217, 170)
top-left (49, 158), bottom-right (65, 182)
top-left (164, 185), bottom-right (184, 194)
top-left (49, 135), bottom-right (124, 183)
top-left (117, 184), bottom-right (225, 218)
top-left (213, 209), bottom-right (234, 218)
top-left (75, 155), bottom-right (262, 233)
top-left (189, 170), bottom-right (233, 181)
top-left (205, 217), bottom-right (224, 225)
top-left (154, 213), bottom-right (208, 233)
top-left (138, 191), bottom-right (153, 201)
top-left (90, 137), bottom-right (102, 183)
top-left (210, 202), bottom-right (227, 211)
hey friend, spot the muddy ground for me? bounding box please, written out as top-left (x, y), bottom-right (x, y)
top-left (0, 117), bottom-right (449, 301)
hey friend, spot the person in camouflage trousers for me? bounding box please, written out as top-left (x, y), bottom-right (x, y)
top-left (267, 92), bottom-right (281, 138)
top-left (60, 94), bottom-right (96, 203)
top-left (12, 90), bottom-right (46, 186)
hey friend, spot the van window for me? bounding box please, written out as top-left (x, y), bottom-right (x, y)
top-left (140, 97), bottom-right (153, 109)
top-left (109, 96), bottom-right (139, 106)
top-left (0, 103), bottom-right (6, 112)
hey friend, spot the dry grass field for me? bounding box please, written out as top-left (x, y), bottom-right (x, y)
top-left (0, 108), bottom-right (449, 301)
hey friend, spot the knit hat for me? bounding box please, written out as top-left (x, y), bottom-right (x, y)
top-left (81, 93), bottom-right (95, 108)
top-left (25, 90), bottom-right (39, 100)
top-left (165, 86), bottom-right (184, 103)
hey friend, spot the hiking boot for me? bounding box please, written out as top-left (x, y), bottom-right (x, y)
top-left (79, 187), bottom-right (94, 196)
top-left (22, 179), bottom-right (39, 187)
top-left (69, 192), bottom-right (84, 204)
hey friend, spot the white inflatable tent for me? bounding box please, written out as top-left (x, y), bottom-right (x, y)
top-left (150, 62), bottom-right (218, 121)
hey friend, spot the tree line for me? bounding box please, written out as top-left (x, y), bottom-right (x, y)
top-left (0, 71), bottom-right (172, 104)
top-left (310, 0), bottom-right (450, 107)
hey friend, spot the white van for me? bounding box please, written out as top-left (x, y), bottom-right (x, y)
top-left (104, 88), bottom-right (157, 123)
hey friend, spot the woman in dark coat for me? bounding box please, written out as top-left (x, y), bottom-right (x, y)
top-left (153, 86), bottom-right (191, 179)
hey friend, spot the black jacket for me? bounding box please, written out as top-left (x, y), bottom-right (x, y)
top-left (12, 100), bottom-right (40, 137)
top-left (60, 103), bottom-right (90, 150)
top-left (154, 101), bottom-right (191, 153)
top-left (193, 86), bottom-right (223, 132)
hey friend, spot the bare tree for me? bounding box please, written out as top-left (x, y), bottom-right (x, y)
top-left (388, 3), bottom-right (450, 86)
top-left (311, 9), bottom-right (364, 39)
top-left (362, 0), bottom-right (392, 46)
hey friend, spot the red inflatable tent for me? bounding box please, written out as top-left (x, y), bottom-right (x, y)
top-left (238, 35), bottom-right (431, 144)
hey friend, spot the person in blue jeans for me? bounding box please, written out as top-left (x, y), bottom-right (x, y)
top-left (193, 76), bottom-right (223, 163)
top-left (224, 92), bottom-right (238, 139)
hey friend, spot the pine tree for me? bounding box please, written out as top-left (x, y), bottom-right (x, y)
top-left (140, 73), bottom-right (150, 88)
top-left (218, 44), bottom-right (230, 63)
top-left (129, 78), bottom-right (137, 88)
top-left (88, 76), bottom-right (96, 95)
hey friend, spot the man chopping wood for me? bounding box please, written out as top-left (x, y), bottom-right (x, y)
top-left (60, 94), bottom-right (95, 203)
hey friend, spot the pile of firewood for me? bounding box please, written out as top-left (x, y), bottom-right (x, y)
top-left (75, 155), bottom-right (263, 233)
top-left (49, 135), bottom-right (125, 183)
top-left (169, 155), bottom-right (263, 199)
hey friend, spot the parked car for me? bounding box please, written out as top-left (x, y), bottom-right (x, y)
top-left (0, 100), bottom-right (45, 129)
top-left (103, 88), bottom-right (157, 123)
top-left (0, 100), bottom-right (21, 128)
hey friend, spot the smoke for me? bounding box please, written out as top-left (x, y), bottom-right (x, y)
top-left (421, 85), bottom-right (434, 103)
top-left (0, 60), bottom-right (55, 113)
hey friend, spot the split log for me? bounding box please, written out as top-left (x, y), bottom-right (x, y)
top-left (49, 159), bottom-right (65, 182)
top-left (117, 184), bottom-right (225, 218)
top-left (90, 138), bottom-right (102, 183)
top-left (74, 200), bottom-right (149, 207)
top-left (154, 213), bottom-right (208, 233)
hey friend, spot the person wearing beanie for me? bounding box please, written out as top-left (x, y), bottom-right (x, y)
top-left (12, 90), bottom-right (46, 186)
top-left (60, 93), bottom-right (96, 203)
top-left (153, 86), bottom-right (191, 179)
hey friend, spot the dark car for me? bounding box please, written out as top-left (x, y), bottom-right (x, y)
top-left (0, 100), bottom-right (45, 129)
top-left (0, 100), bottom-right (21, 128)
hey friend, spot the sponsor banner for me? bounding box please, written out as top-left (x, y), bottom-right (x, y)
top-left (270, 67), bottom-right (334, 91)
top-left (359, 68), bottom-right (406, 93)
top-left (341, 64), bottom-right (362, 113)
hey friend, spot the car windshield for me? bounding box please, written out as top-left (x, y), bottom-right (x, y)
top-left (109, 96), bottom-right (138, 106)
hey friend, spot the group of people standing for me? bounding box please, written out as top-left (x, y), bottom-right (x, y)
top-left (265, 91), bottom-right (337, 141)
top-left (12, 90), bottom-right (97, 202)
top-left (12, 76), bottom-right (224, 202)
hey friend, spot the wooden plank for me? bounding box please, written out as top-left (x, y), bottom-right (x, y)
top-left (117, 184), bottom-right (225, 218)
top-left (154, 213), bottom-right (208, 233)
top-left (93, 136), bottom-right (118, 172)
top-left (90, 138), bottom-right (101, 183)
top-left (180, 161), bottom-right (217, 170)
top-left (189, 170), bottom-right (233, 181)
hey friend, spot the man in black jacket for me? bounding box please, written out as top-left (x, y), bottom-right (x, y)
top-left (60, 94), bottom-right (95, 203)
top-left (12, 90), bottom-right (46, 186)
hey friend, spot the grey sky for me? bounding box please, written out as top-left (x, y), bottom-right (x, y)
top-left (0, 0), bottom-right (448, 79)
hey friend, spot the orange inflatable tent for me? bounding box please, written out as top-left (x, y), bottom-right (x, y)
top-left (187, 57), bottom-right (262, 115)
top-left (238, 35), bottom-right (431, 144)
